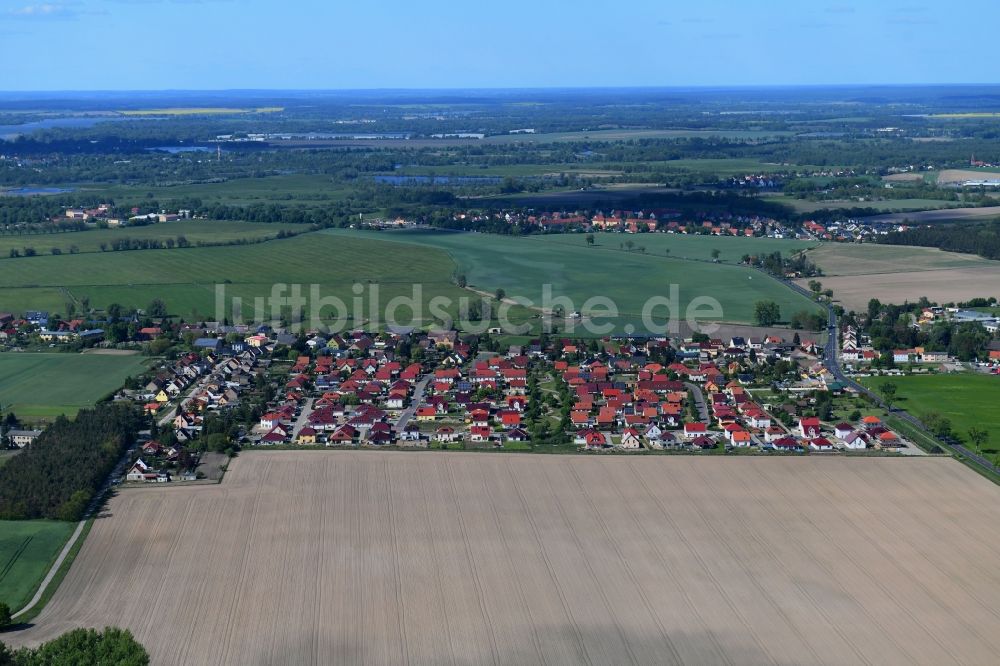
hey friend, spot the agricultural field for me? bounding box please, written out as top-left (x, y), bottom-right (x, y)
top-left (119, 107), bottom-right (283, 116)
top-left (0, 220), bottom-right (311, 257)
top-left (0, 233), bottom-right (502, 328)
top-left (862, 374), bottom-right (1000, 456)
top-left (324, 229), bottom-right (822, 330)
top-left (0, 520), bottom-right (75, 612)
top-left (934, 168), bottom-right (1000, 184)
top-left (798, 243), bottom-right (1000, 311)
top-left (9, 451), bottom-right (1000, 664)
top-left (483, 128), bottom-right (795, 143)
top-left (865, 205), bottom-right (1000, 224)
top-left (0, 353), bottom-right (152, 420)
top-left (82, 174), bottom-right (355, 207)
top-left (538, 230), bottom-right (818, 262)
top-left (767, 196), bottom-right (962, 214)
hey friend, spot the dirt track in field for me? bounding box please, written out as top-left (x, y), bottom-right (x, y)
top-left (9, 452), bottom-right (1000, 665)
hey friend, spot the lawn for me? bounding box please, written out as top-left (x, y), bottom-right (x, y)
top-left (0, 519), bottom-right (75, 612)
top-left (862, 374), bottom-right (1000, 456)
top-left (0, 353), bottom-right (152, 421)
top-left (323, 229), bottom-right (822, 330)
top-left (0, 220), bottom-right (311, 257)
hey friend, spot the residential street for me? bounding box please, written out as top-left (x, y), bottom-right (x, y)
top-left (395, 375), bottom-right (432, 430)
top-left (684, 381), bottom-right (710, 424)
top-left (290, 397), bottom-right (314, 437)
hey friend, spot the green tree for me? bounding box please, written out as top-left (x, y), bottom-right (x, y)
top-left (808, 280), bottom-right (822, 294)
top-left (753, 300), bottom-right (781, 326)
top-left (0, 601), bottom-right (11, 630)
top-left (967, 427), bottom-right (989, 455)
top-left (146, 299), bottom-right (168, 318)
top-left (879, 382), bottom-right (898, 411)
top-left (711, 248), bottom-right (721, 260)
top-left (585, 233), bottom-right (595, 246)
top-left (14, 627), bottom-right (149, 665)
top-left (494, 288), bottom-right (506, 301)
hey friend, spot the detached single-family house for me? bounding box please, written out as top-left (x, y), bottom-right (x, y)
top-left (619, 428), bottom-right (642, 450)
top-left (833, 423), bottom-right (854, 440)
top-left (126, 459), bottom-right (150, 481)
top-left (683, 422), bottom-right (708, 438)
top-left (809, 437), bottom-right (834, 452)
top-left (296, 426), bottom-right (318, 445)
top-left (435, 426), bottom-right (460, 442)
top-left (842, 430), bottom-right (868, 450)
top-left (798, 417), bottom-right (822, 438)
top-left (584, 430), bottom-right (609, 450)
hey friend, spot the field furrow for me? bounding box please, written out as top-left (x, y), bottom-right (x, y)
top-left (8, 452), bottom-right (1000, 666)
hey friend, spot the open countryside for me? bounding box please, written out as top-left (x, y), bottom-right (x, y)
top-left (0, 353), bottom-right (151, 420)
top-left (0, 220), bottom-right (311, 257)
top-left (10, 452), bottom-right (1000, 665)
top-left (324, 229), bottom-right (822, 327)
top-left (798, 243), bottom-right (1000, 311)
top-left (0, 520), bottom-right (75, 612)
top-left (0, 234), bottom-right (473, 322)
top-left (862, 374), bottom-right (1000, 456)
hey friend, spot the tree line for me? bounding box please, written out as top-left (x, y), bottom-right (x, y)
top-left (880, 220), bottom-right (1000, 260)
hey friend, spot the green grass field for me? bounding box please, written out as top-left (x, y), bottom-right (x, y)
top-left (0, 353), bottom-right (152, 421)
top-left (762, 195), bottom-right (962, 214)
top-left (552, 231), bottom-right (818, 262)
top-left (481, 128), bottom-right (794, 143)
top-left (0, 233), bottom-right (500, 328)
top-left (0, 519), bottom-right (75, 612)
top-left (323, 229), bottom-right (822, 329)
top-left (0, 226), bottom-right (820, 334)
top-left (862, 374), bottom-right (1000, 456)
top-left (80, 174), bottom-right (353, 206)
top-left (0, 220), bottom-right (311, 258)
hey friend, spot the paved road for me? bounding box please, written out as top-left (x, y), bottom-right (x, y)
top-left (684, 382), bottom-right (710, 424)
top-left (290, 397), bottom-right (315, 437)
top-left (395, 375), bottom-right (432, 431)
top-left (156, 373), bottom-right (216, 428)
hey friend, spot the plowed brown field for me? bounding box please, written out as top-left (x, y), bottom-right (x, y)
top-left (9, 452), bottom-right (1000, 665)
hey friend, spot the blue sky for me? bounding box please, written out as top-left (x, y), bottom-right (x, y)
top-left (1, 0), bottom-right (996, 90)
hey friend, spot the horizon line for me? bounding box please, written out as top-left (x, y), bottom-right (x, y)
top-left (2, 82), bottom-right (1000, 96)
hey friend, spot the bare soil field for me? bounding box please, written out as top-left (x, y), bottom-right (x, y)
top-left (9, 452), bottom-right (1000, 665)
top-left (882, 172), bottom-right (927, 182)
top-left (800, 243), bottom-right (1000, 310)
top-left (935, 168), bottom-right (1000, 184)
top-left (817, 270), bottom-right (1000, 310)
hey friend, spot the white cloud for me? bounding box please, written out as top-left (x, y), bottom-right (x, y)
top-left (8, 3), bottom-right (76, 16)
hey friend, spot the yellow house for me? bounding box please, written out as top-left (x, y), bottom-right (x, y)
top-left (155, 390), bottom-right (170, 403)
top-left (296, 427), bottom-right (318, 445)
